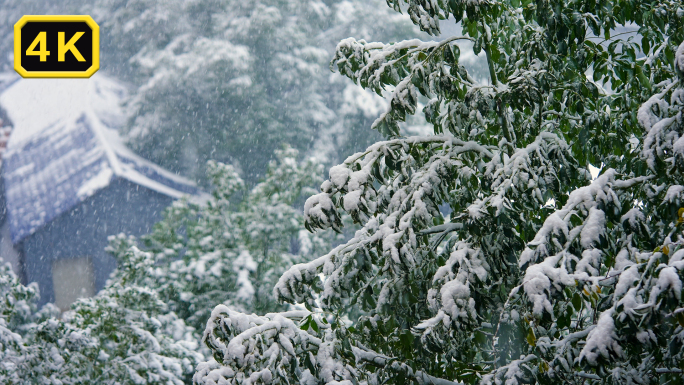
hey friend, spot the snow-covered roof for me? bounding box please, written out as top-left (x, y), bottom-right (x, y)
top-left (0, 74), bottom-right (199, 244)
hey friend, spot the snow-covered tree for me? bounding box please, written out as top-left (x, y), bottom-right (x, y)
top-left (42, 246), bottom-right (202, 384)
top-left (196, 1), bottom-right (684, 384)
top-left (0, 252), bottom-right (201, 385)
top-left (0, 260), bottom-right (38, 384)
top-left (108, 147), bottom-right (341, 333)
top-left (86, 0), bottom-right (421, 180)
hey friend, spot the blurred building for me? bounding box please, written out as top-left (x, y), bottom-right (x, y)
top-left (0, 75), bottom-right (200, 310)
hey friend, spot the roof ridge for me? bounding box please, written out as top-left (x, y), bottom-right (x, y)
top-left (85, 109), bottom-right (123, 176)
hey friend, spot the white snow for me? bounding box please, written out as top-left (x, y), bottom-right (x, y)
top-left (588, 164), bottom-right (601, 179)
top-left (576, 249), bottom-right (602, 276)
top-left (676, 41), bottom-right (684, 73)
top-left (614, 265), bottom-right (640, 299)
top-left (439, 279), bottom-right (476, 322)
top-left (580, 208), bottom-right (605, 249)
top-left (304, 193), bottom-right (335, 224)
top-left (347, 170), bottom-right (369, 191)
top-left (1, 77), bottom-right (123, 145)
top-left (522, 254), bottom-right (575, 316)
top-left (637, 91), bottom-right (667, 132)
top-left (580, 309), bottom-right (622, 365)
top-left (663, 185), bottom-right (683, 203)
top-left (670, 249), bottom-right (684, 264)
top-left (650, 266), bottom-right (682, 302)
top-left (674, 136), bottom-right (684, 157)
top-left (77, 167), bottom-right (114, 198)
top-left (343, 190), bottom-right (363, 211)
top-left (620, 208), bottom-right (645, 228)
top-left (329, 165), bottom-right (351, 188)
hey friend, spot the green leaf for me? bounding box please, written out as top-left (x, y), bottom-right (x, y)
top-left (474, 330), bottom-right (487, 345)
top-left (400, 330), bottom-right (415, 350)
top-left (473, 39), bottom-right (482, 55)
top-left (491, 47), bottom-right (501, 63)
top-left (301, 315), bottom-right (312, 331)
top-left (677, 312), bottom-right (684, 328)
top-left (641, 37), bottom-right (650, 56)
top-left (467, 21), bottom-right (477, 37)
top-left (572, 293), bottom-right (582, 311)
top-left (557, 312), bottom-right (568, 329)
top-left (526, 328), bottom-right (536, 347)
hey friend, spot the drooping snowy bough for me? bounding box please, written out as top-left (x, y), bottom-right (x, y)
top-left (197, 1), bottom-right (684, 384)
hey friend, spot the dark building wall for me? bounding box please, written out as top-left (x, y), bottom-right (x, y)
top-left (21, 177), bottom-right (173, 307)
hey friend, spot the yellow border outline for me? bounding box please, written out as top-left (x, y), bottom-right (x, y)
top-left (14, 15), bottom-right (100, 78)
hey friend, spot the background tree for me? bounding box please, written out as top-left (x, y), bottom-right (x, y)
top-left (0, 250), bottom-right (201, 385)
top-left (107, 147), bottom-right (343, 333)
top-left (85, 0), bottom-right (423, 182)
top-left (0, 260), bottom-right (42, 384)
top-left (197, 0), bottom-right (684, 384)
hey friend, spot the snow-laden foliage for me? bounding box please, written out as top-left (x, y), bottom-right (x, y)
top-left (0, 260), bottom-right (40, 383)
top-left (86, 0), bottom-right (421, 180)
top-left (27, 247), bottom-right (202, 385)
top-left (1, 260), bottom-right (64, 385)
top-left (108, 147), bottom-right (343, 333)
top-left (197, 0), bottom-right (684, 384)
top-left (0, 250), bottom-right (201, 385)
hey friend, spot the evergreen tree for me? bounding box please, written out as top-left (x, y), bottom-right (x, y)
top-left (197, 1), bottom-right (684, 384)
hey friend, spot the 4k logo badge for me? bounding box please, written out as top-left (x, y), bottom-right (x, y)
top-left (14, 15), bottom-right (99, 78)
